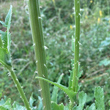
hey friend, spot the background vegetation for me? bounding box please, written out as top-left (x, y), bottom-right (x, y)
top-left (0, 0), bottom-right (110, 109)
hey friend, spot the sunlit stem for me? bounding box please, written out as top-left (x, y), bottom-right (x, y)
top-left (72, 0), bottom-right (80, 92)
top-left (28, 0), bottom-right (51, 110)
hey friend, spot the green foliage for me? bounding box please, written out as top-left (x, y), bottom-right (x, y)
top-left (94, 86), bottom-right (105, 110)
top-left (99, 59), bottom-right (110, 66)
top-left (99, 37), bottom-right (110, 51)
top-left (37, 96), bottom-right (43, 110)
top-left (76, 91), bottom-right (87, 110)
top-left (0, 48), bottom-right (11, 66)
top-left (0, 6), bottom-right (12, 67)
top-left (0, 98), bottom-right (27, 110)
top-left (36, 76), bottom-right (76, 102)
top-left (0, 98), bottom-right (11, 110)
top-left (0, 0), bottom-right (109, 110)
top-left (85, 104), bottom-right (95, 110)
top-left (0, 5), bottom-right (12, 51)
top-left (51, 74), bottom-right (64, 103)
top-left (0, 95), bottom-right (37, 110)
top-left (51, 102), bottom-right (64, 110)
top-left (0, 6), bottom-right (31, 110)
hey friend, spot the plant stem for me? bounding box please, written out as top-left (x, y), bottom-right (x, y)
top-left (28, 0), bottom-right (51, 110)
top-left (72, 0), bottom-right (80, 92)
top-left (69, 101), bottom-right (74, 110)
top-left (6, 66), bottom-right (31, 110)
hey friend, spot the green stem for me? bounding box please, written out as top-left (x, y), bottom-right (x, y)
top-left (6, 65), bottom-right (31, 110)
top-left (72, 0), bottom-right (80, 92)
top-left (69, 101), bottom-right (74, 110)
top-left (28, 0), bottom-right (51, 110)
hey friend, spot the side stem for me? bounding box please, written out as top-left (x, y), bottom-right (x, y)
top-left (7, 66), bottom-right (31, 110)
top-left (72, 0), bottom-right (80, 92)
top-left (28, 0), bottom-right (51, 110)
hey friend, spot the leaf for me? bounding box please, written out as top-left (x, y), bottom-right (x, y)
top-left (12, 102), bottom-right (26, 110)
top-left (99, 37), bottom-right (110, 51)
top-left (0, 98), bottom-right (11, 110)
top-left (99, 59), bottom-right (110, 66)
top-left (94, 86), bottom-right (105, 110)
top-left (6, 5), bottom-right (12, 52)
top-left (69, 59), bottom-right (82, 91)
top-left (0, 6), bottom-right (12, 67)
top-left (85, 103), bottom-right (95, 110)
top-left (36, 77), bottom-right (76, 102)
top-left (0, 30), bottom-right (7, 49)
top-left (51, 74), bottom-right (64, 103)
top-left (64, 105), bottom-right (69, 110)
top-left (38, 96), bottom-right (43, 110)
top-left (29, 94), bottom-right (36, 108)
top-left (0, 106), bottom-right (7, 110)
top-left (0, 5), bottom-right (12, 52)
top-left (5, 5), bottom-right (12, 30)
top-left (73, 91), bottom-right (87, 110)
top-left (0, 21), bottom-right (7, 27)
top-left (77, 91), bottom-right (87, 110)
top-left (28, 94), bottom-right (37, 110)
top-left (51, 101), bottom-right (64, 110)
top-left (0, 48), bottom-right (11, 66)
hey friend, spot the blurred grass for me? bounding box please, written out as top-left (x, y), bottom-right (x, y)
top-left (0, 0), bottom-right (110, 109)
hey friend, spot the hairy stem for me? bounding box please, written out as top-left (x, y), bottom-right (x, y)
top-left (72, 0), bottom-right (80, 92)
top-left (28, 0), bottom-right (51, 110)
top-left (6, 66), bottom-right (31, 110)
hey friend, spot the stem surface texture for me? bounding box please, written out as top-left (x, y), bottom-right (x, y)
top-left (72, 0), bottom-right (80, 92)
top-left (7, 67), bottom-right (31, 110)
top-left (28, 0), bottom-right (51, 110)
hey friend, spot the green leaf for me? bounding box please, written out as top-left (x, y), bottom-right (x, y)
top-left (0, 106), bottom-right (7, 110)
top-left (38, 96), bottom-right (43, 110)
top-left (0, 98), bottom-right (11, 110)
top-left (77, 91), bottom-right (87, 110)
top-left (51, 74), bottom-right (63, 103)
top-left (0, 5), bottom-right (12, 52)
top-left (36, 77), bottom-right (76, 102)
top-left (51, 101), bottom-right (64, 110)
top-left (12, 102), bottom-right (26, 110)
top-left (0, 6), bottom-right (12, 67)
top-left (73, 91), bottom-right (87, 110)
top-left (5, 5), bottom-right (12, 30)
top-left (94, 86), bottom-right (105, 110)
top-left (64, 105), bottom-right (69, 110)
top-left (0, 30), bottom-right (7, 49)
top-left (29, 94), bottom-right (36, 108)
top-left (108, 100), bottom-right (110, 106)
top-left (0, 21), bottom-right (7, 27)
top-left (85, 103), bottom-right (95, 110)
top-left (0, 48), bottom-right (11, 66)
top-left (6, 5), bottom-right (12, 52)
top-left (69, 59), bottom-right (82, 91)
top-left (99, 59), bottom-right (110, 66)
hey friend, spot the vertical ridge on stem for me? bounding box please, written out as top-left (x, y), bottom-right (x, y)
top-left (28, 0), bottom-right (51, 110)
top-left (72, 0), bottom-right (80, 92)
